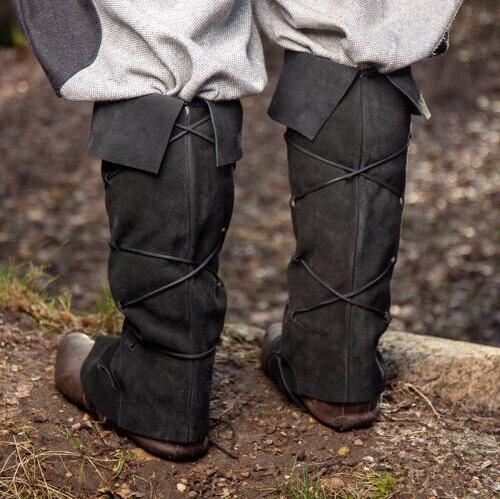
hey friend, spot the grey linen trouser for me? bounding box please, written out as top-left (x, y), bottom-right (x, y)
top-left (11, 0), bottom-right (462, 102)
top-left (12, 0), bottom-right (462, 442)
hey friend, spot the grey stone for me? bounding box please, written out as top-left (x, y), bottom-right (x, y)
top-left (380, 331), bottom-right (500, 414)
top-left (224, 323), bottom-right (499, 414)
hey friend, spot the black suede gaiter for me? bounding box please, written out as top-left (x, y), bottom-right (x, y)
top-left (276, 65), bottom-right (413, 404)
top-left (81, 101), bottom-right (235, 443)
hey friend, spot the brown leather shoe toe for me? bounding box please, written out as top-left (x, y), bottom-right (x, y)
top-left (261, 323), bottom-right (380, 432)
top-left (54, 332), bottom-right (208, 461)
top-left (127, 434), bottom-right (209, 462)
top-left (55, 332), bottom-right (94, 410)
top-left (302, 397), bottom-right (380, 432)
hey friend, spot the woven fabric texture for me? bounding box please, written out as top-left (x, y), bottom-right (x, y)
top-left (60, 0), bottom-right (266, 102)
top-left (14, 0), bottom-right (462, 102)
top-left (255, 0), bottom-right (462, 75)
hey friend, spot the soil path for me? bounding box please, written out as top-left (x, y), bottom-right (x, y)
top-left (0, 2), bottom-right (498, 346)
top-left (1, 313), bottom-right (498, 498)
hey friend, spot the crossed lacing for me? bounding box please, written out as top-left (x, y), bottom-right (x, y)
top-left (107, 111), bottom-right (227, 361)
top-left (286, 133), bottom-right (412, 325)
top-left (266, 134), bottom-right (410, 405)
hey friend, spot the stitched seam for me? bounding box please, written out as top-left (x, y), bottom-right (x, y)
top-left (102, 166), bottom-right (123, 425)
top-left (117, 345), bottom-right (123, 425)
top-left (185, 106), bottom-right (195, 443)
top-left (347, 75), bottom-right (364, 400)
top-left (206, 101), bottom-right (220, 166)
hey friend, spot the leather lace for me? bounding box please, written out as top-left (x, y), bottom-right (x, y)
top-left (286, 133), bottom-right (411, 324)
top-left (108, 110), bottom-right (227, 361)
top-left (266, 350), bottom-right (307, 410)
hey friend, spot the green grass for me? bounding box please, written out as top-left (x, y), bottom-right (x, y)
top-left (10, 25), bottom-right (27, 47)
top-left (0, 8), bottom-right (27, 48)
top-left (0, 260), bottom-right (62, 326)
top-left (372, 472), bottom-right (396, 498)
top-left (0, 260), bottom-right (122, 334)
top-left (0, 261), bottom-right (54, 302)
top-left (62, 427), bottom-right (85, 456)
top-left (282, 463), bottom-right (396, 499)
top-left (0, 435), bottom-right (127, 498)
top-left (92, 286), bottom-right (122, 334)
top-left (286, 466), bottom-right (326, 499)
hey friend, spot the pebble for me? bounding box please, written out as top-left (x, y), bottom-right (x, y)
top-left (353, 438), bottom-right (364, 446)
top-left (363, 455), bottom-right (375, 464)
top-left (296, 450), bottom-right (307, 461)
top-left (176, 483), bottom-right (187, 493)
top-left (322, 477), bottom-right (345, 490)
top-left (188, 492), bottom-right (197, 498)
top-left (337, 446), bottom-right (350, 457)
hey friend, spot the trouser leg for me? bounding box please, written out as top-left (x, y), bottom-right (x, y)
top-left (81, 100), bottom-right (235, 443)
top-left (255, 0), bottom-right (462, 72)
top-left (268, 53), bottom-right (417, 404)
top-left (12, 0), bottom-right (266, 102)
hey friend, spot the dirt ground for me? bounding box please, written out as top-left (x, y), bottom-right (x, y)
top-left (0, 3), bottom-right (498, 347)
top-left (0, 1), bottom-right (499, 497)
top-left (1, 312), bottom-right (498, 498)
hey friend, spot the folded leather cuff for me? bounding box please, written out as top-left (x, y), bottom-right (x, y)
top-left (88, 94), bottom-right (243, 173)
top-left (268, 50), bottom-right (430, 141)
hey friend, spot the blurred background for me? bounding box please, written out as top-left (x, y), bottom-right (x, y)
top-left (0, 0), bottom-right (498, 346)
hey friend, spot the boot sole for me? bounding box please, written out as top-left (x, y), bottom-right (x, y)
top-left (262, 325), bottom-right (379, 432)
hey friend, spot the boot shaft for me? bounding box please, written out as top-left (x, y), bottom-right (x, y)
top-left (273, 56), bottom-right (418, 403)
top-left (82, 100), bottom-right (236, 443)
